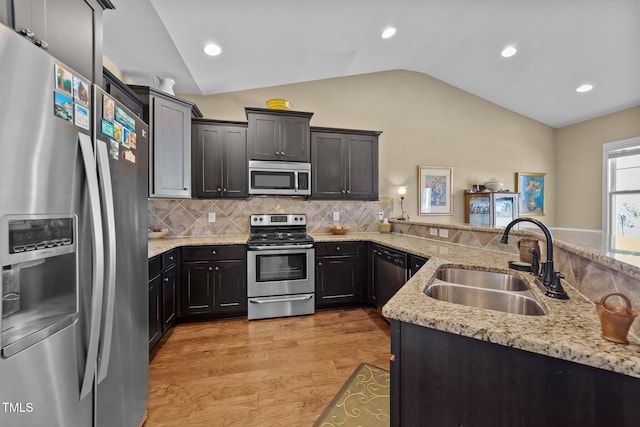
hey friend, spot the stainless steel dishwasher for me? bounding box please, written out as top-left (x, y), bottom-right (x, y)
top-left (372, 245), bottom-right (408, 313)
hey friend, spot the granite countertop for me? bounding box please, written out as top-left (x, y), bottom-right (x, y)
top-left (147, 232), bottom-right (640, 379)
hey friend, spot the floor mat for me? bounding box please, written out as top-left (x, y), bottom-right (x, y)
top-left (313, 363), bottom-right (390, 427)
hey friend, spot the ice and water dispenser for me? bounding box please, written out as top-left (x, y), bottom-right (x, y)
top-left (1, 215), bottom-right (78, 357)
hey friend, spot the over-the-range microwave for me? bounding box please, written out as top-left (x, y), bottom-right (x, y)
top-left (248, 160), bottom-right (311, 196)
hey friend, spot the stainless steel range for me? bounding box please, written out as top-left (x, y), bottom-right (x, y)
top-left (247, 214), bottom-right (315, 320)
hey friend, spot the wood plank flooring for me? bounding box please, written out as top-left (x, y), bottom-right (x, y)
top-left (144, 308), bottom-right (391, 426)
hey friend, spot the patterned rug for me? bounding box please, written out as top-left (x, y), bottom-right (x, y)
top-left (314, 363), bottom-right (390, 427)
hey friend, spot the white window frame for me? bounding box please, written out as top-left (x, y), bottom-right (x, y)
top-left (602, 136), bottom-right (640, 245)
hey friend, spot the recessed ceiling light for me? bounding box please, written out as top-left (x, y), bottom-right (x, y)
top-left (576, 84), bottom-right (593, 93)
top-left (203, 43), bottom-right (222, 56)
top-left (501, 46), bottom-right (517, 58)
top-left (381, 27), bottom-right (396, 39)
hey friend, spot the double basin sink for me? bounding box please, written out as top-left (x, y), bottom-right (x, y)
top-left (425, 267), bottom-right (548, 316)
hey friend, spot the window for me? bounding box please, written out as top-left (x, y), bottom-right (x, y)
top-left (602, 137), bottom-right (640, 259)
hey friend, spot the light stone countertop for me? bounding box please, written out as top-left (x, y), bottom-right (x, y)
top-left (147, 232), bottom-right (640, 378)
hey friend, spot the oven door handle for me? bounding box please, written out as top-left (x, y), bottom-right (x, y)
top-left (250, 295), bottom-right (314, 304)
top-left (248, 244), bottom-right (314, 250)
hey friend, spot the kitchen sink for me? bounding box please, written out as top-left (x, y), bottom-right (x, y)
top-left (426, 283), bottom-right (547, 316)
top-left (435, 267), bottom-right (529, 291)
top-left (426, 266), bottom-right (547, 316)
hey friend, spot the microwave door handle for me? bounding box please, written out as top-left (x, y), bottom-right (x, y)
top-left (77, 133), bottom-right (105, 400)
top-left (95, 140), bottom-right (117, 384)
top-left (294, 171), bottom-right (299, 192)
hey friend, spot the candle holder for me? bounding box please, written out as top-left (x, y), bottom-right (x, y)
top-left (398, 186), bottom-right (407, 220)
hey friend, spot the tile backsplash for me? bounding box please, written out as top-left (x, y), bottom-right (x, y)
top-left (149, 197), bottom-right (393, 236)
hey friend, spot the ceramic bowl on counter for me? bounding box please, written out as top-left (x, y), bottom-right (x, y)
top-left (483, 178), bottom-right (504, 192)
top-left (148, 228), bottom-right (169, 239)
top-left (329, 225), bottom-right (350, 235)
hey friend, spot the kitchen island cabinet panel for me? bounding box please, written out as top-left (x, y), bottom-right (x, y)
top-left (390, 320), bottom-right (640, 427)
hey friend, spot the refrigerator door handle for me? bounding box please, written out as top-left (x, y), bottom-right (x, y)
top-left (78, 133), bottom-right (106, 400)
top-left (95, 140), bottom-right (117, 384)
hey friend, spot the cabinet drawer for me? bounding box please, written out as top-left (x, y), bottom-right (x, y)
top-left (162, 249), bottom-right (178, 269)
top-left (315, 242), bottom-right (362, 257)
top-left (149, 255), bottom-right (162, 279)
top-left (181, 245), bottom-right (246, 262)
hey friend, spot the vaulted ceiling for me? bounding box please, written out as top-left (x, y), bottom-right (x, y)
top-left (103, 0), bottom-right (640, 128)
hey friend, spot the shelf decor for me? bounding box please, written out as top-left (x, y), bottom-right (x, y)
top-left (418, 166), bottom-right (453, 215)
top-left (516, 172), bottom-right (546, 215)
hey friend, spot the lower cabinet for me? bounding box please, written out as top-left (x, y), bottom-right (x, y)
top-left (148, 248), bottom-right (178, 350)
top-left (391, 320), bottom-right (640, 427)
top-left (315, 242), bottom-right (368, 309)
top-left (180, 245), bottom-right (247, 319)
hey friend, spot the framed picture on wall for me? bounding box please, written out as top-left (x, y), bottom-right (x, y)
top-left (418, 166), bottom-right (453, 215)
top-left (516, 172), bottom-right (546, 215)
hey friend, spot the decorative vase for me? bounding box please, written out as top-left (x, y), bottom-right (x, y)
top-left (526, 196), bottom-right (537, 211)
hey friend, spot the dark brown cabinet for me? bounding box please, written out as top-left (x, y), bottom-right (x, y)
top-left (311, 128), bottom-right (380, 200)
top-left (315, 242), bottom-right (368, 309)
top-left (148, 257), bottom-right (162, 350)
top-left (6, 0), bottom-right (108, 84)
top-left (245, 107), bottom-right (313, 162)
top-left (102, 68), bottom-right (144, 118)
top-left (148, 248), bottom-right (177, 350)
top-left (180, 245), bottom-right (247, 319)
top-left (192, 119), bottom-right (248, 199)
top-left (391, 320), bottom-right (640, 427)
top-left (130, 86), bottom-right (195, 198)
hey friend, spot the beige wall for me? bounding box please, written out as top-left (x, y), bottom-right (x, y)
top-left (555, 106), bottom-right (640, 230)
top-left (179, 70), bottom-right (557, 225)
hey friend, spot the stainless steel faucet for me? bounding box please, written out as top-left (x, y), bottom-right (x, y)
top-left (501, 218), bottom-right (569, 299)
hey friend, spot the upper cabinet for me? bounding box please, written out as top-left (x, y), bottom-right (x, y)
top-left (130, 86), bottom-right (195, 198)
top-left (102, 68), bottom-right (144, 118)
top-left (3, 0), bottom-right (111, 84)
top-left (245, 107), bottom-right (313, 162)
top-left (192, 119), bottom-right (248, 199)
top-left (311, 127), bottom-right (381, 200)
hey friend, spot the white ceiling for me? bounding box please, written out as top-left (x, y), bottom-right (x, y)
top-left (103, 0), bottom-right (640, 128)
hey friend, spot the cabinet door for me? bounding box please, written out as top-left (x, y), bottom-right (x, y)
top-left (248, 113), bottom-right (279, 160)
top-left (13, 0), bottom-right (102, 82)
top-left (148, 274), bottom-right (162, 349)
top-left (0, 0), bottom-right (10, 26)
top-left (214, 259), bottom-right (247, 314)
top-left (311, 132), bottom-right (345, 198)
top-left (316, 256), bottom-right (359, 308)
top-left (161, 266), bottom-right (177, 331)
top-left (222, 126), bottom-right (248, 198)
top-left (345, 133), bottom-right (378, 200)
top-left (193, 124), bottom-right (223, 198)
top-left (180, 262), bottom-right (214, 315)
top-left (103, 69), bottom-right (144, 118)
top-left (152, 96), bottom-right (191, 198)
top-left (280, 116), bottom-right (310, 162)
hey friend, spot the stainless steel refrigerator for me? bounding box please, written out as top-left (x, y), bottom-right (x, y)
top-left (0, 22), bottom-right (148, 427)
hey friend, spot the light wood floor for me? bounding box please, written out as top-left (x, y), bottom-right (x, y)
top-left (144, 308), bottom-right (391, 426)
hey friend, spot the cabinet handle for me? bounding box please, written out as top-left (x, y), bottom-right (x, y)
top-left (168, 256), bottom-right (174, 261)
top-left (217, 187), bottom-right (221, 192)
top-left (212, 250), bottom-right (217, 255)
top-left (36, 40), bottom-right (48, 50)
top-left (215, 267), bottom-right (219, 271)
top-left (223, 188), bottom-right (227, 192)
top-left (163, 277), bottom-right (169, 282)
top-left (318, 262), bottom-right (322, 266)
top-left (336, 246), bottom-right (340, 251)
top-left (346, 190), bottom-right (351, 194)
top-left (208, 267), bottom-right (213, 271)
top-left (341, 190), bottom-right (346, 194)
top-left (20, 28), bottom-right (34, 39)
